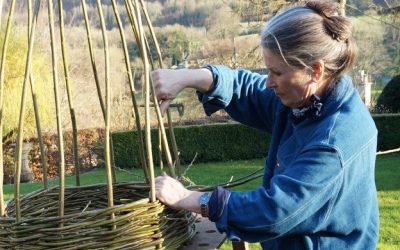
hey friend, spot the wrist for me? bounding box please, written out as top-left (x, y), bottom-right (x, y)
top-left (176, 191), bottom-right (203, 214)
top-left (184, 68), bottom-right (214, 93)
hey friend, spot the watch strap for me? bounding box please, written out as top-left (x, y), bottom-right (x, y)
top-left (199, 192), bottom-right (211, 217)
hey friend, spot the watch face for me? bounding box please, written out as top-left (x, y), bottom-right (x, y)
top-left (199, 192), bottom-right (210, 205)
top-left (199, 192), bottom-right (210, 217)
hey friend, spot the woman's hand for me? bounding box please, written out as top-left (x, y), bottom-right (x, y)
top-left (151, 68), bottom-right (214, 115)
top-left (155, 172), bottom-right (189, 209)
top-left (152, 69), bottom-right (187, 115)
top-left (155, 172), bottom-right (202, 213)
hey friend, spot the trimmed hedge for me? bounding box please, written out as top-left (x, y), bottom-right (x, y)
top-left (112, 114), bottom-right (400, 168)
top-left (112, 123), bottom-right (270, 168)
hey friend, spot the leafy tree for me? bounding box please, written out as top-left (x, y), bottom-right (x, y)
top-left (152, 0), bottom-right (221, 29)
top-left (128, 25), bottom-right (205, 67)
top-left (208, 5), bottom-right (241, 39)
top-left (381, 11), bottom-right (400, 77)
top-left (351, 15), bottom-right (393, 77)
top-left (158, 27), bottom-right (191, 65)
top-left (1, 27), bottom-right (54, 139)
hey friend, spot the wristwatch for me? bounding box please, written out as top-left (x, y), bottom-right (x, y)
top-left (199, 192), bottom-right (211, 217)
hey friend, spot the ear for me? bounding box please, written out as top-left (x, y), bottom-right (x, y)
top-left (311, 60), bottom-right (325, 82)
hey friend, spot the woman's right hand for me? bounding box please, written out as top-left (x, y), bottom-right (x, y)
top-left (151, 68), bottom-right (214, 115)
top-left (152, 69), bottom-right (186, 115)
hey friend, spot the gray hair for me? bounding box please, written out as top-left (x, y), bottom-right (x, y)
top-left (261, 0), bottom-right (357, 81)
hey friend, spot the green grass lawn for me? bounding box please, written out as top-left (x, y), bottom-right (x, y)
top-left (2, 154), bottom-right (399, 249)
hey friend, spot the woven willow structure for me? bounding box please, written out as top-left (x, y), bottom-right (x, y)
top-left (0, 0), bottom-right (195, 248)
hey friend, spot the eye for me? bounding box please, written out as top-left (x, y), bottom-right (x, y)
top-left (270, 70), bottom-right (281, 76)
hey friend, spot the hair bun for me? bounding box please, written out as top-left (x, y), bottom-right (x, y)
top-left (305, 0), bottom-right (352, 42)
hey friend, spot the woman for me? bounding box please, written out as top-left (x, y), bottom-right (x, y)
top-left (153, 1), bottom-right (379, 249)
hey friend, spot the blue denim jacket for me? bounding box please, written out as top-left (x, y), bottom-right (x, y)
top-left (198, 65), bottom-right (379, 249)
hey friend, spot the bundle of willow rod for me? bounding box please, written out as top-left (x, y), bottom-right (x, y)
top-left (0, 0), bottom-right (193, 248)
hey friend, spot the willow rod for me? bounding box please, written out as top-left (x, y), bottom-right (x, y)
top-left (14, 0), bottom-right (40, 222)
top-left (110, 0), bottom-right (149, 183)
top-left (158, 128), bottom-right (163, 170)
top-left (124, 0), bottom-right (154, 180)
top-left (126, 0), bottom-right (175, 178)
top-left (95, 0), bottom-right (115, 226)
top-left (124, 1), bottom-right (140, 55)
top-left (80, 0), bottom-right (117, 184)
top-left (0, 0), bottom-right (3, 28)
top-left (47, 0), bottom-right (67, 222)
top-left (28, 0), bottom-right (48, 189)
top-left (139, 0), bottom-right (182, 176)
top-left (80, 0), bottom-right (105, 117)
top-left (57, 0), bottom-right (80, 186)
top-left (133, 0), bottom-right (155, 202)
top-left (0, 0), bottom-right (16, 217)
top-left (123, 3), bottom-right (162, 164)
top-left (124, 0), bottom-right (152, 179)
top-left (131, 0), bottom-right (176, 176)
top-left (0, 0), bottom-right (4, 215)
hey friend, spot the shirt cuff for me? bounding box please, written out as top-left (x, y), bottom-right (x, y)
top-left (196, 65), bottom-right (232, 116)
top-left (208, 186), bottom-right (230, 222)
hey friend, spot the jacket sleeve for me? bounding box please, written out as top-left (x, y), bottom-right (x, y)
top-left (215, 146), bottom-right (343, 243)
top-left (197, 65), bottom-right (280, 133)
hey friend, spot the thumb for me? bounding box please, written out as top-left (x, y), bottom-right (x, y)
top-left (160, 100), bottom-right (172, 116)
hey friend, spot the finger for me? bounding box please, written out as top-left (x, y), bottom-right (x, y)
top-left (150, 69), bottom-right (160, 82)
top-left (161, 171), bottom-right (167, 176)
top-left (155, 176), bottom-right (162, 184)
top-left (160, 100), bottom-right (172, 116)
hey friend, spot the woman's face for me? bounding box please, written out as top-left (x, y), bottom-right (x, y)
top-left (263, 48), bottom-right (317, 108)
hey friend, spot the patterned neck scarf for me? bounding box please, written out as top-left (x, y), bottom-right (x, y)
top-left (291, 94), bottom-right (323, 123)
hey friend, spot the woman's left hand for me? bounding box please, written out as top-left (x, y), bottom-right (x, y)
top-left (155, 172), bottom-right (190, 209)
top-left (155, 172), bottom-right (202, 213)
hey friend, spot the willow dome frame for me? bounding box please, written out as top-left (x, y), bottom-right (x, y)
top-left (0, 0), bottom-right (193, 248)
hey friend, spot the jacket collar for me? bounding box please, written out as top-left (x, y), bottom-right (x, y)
top-left (288, 75), bottom-right (354, 123)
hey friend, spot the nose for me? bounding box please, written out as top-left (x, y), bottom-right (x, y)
top-left (266, 77), bottom-right (275, 89)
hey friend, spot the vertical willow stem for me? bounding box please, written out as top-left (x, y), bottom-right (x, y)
top-left (80, 0), bottom-right (106, 117)
top-left (133, 0), bottom-right (155, 202)
top-left (148, 71), bottom-right (175, 177)
top-left (124, 0), bottom-right (152, 178)
top-left (339, 0), bottom-right (346, 16)
top-left (127, 0), bottom-right (175, 178)
top-left (0, 0), bottom-right (16, 217)
top-left (81, 0), bottom-right (116, 184)
top-left (58, 0), bottom-right (80, 186)
top-left (167, 111), bottom-right (181, 176)
top-left (0, 0), bottom-right (3, 28)
top-left (139, 0), bottom-right (181, 176)
top-left (28, 0), bottom-right (48, 189)
top-left (125, 0), bottom-right (152, 178)
top-left (95, 0), bottom-right (115, 226)
top-left (158, 127), bottom-right (163, 170)
top-left (110, 0), bottom-right (148, 182)
top-left (124, 1), bottom-right (140, 54)
top-left (29, 76), bottom-right (48, 188)
top-left (14, 0), bottom-right (40, 222)
top-left (47, 0), bottom-right (66, 222)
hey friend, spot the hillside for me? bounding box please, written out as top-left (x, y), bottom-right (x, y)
top-left (0, 0), bottom-right (398, 134)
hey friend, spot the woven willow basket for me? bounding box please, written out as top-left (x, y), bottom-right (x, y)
top-left (0, 0), bottom-right (196, 249)
top-left (1, 184), bottom-right (196, 249)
